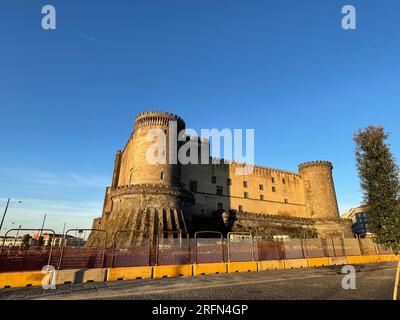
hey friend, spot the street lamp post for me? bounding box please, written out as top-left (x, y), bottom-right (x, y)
top-left (0, 198), bottom-right (10, 233)
top-left (0, 198), bottom-right (22, 234)
top-left (13, 225), bottom-right (22, 246)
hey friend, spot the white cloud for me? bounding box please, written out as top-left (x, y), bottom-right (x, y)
top-left (0, 197), bottom-right (102, 235)
top-left (0, 167), bottom-right (108, 234)
top-left (0, 167), bottom-right (109, 188)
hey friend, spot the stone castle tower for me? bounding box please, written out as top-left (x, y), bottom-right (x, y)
top-left (88, 111), bottom-right (351, 246)
top-left (87, 112), bottom-right (194, 247)
top-left (298, 161), bottom-right (340, 219)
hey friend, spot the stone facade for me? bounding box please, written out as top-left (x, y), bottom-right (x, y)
top-left (87, 111), bottom-right (352, 247)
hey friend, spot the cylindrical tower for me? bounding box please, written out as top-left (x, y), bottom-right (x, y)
top-left (299, 161), bottom-right (340, 219)
top-left (129, 111), bottom-right (185, 186)
top-left (87, 111), bottom-right (193, 248)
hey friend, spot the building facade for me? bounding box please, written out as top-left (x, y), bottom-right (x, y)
top-left (88, 111), bottom-right (352, 246)
top-left (342, 206), bottom-right (371, 237)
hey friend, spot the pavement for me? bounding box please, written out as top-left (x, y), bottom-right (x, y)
top-left (0, 262), bottom-right (397, 300)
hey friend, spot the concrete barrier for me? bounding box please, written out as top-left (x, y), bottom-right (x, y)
top-left (107, 266), bottom-right (152, 281)
top-left (55, 268), bottom-right (107, 284)
top-left (258, 260), bottom-right (284, 271)
top-left (390, 254), bottom-right (398, 261)
top-left (1, 253), bottom-right (397, 289)
top-left (365, 255), bottom-right (381, 263)
top-left (284, 259), bottom-right (308, 269)
top-left (227, 261), bottom-right (258, 273)
top-left (193, 263), bottom-right (227, 275)
top-left (347, 256), bottom-right (367, 265)
top-left (0, 271), bottom-right (49, 288)
top-left (153, 264), bottom-right (193, 278)
top-left (380, 254), bottom-right (396, 262)
top-left (307, 257), bottom-right (329, 267)
top-left (328, 257), bottom-right (348, 266)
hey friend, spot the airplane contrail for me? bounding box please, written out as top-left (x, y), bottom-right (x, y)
top-left (77, 34), bottom-right (106, 44)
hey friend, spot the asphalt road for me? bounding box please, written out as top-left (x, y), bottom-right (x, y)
top-left (0, 262), bottom-right (397, 300)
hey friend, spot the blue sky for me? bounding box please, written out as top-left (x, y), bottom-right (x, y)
top-left (1, 0), bottom-right (399, 234)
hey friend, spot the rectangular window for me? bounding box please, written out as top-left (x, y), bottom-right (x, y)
top-left (271, 177), bottom-right (275, 183)
top-left (238, 205), bottom-right (243, 212)
top-left (212, 176), bottom-right (217, 184)
top-left (227, 178), bottom-right (232, 186)
top-left (160, 172), bottom-right (164, 180)
top-left (217, 203), bottom-right (223, 211)
top-left (244, 192), bottom-right (249, 198)
top-left (272, 186), bottom-right (276, 192)
top-left (284, 198), bottom-right (288, 204)
top-left (243, 181), bottom-right (248, 188)
top-left (282, 178), bottom-right (286, 184)
top-left (189, 180), bottom-right (197, 192)
top-left (260, 195), bottom-right (264, 200)
top-left (259, 184), bottom-right (264, 190)
top-left (216, 186), bottom-right (223, 196)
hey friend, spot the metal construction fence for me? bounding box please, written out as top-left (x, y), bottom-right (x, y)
top-left (0, 230), bottom-right (394, 272)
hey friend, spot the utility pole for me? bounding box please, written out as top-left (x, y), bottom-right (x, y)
top-left (0, 198), bottom-right (10, 234)
top-left (13, 225), bottom-right (21, 246)
top-left (0, 198), bottom-right (22, 234)
top-left (38, 214), bottom-right (47, 246)
top-left (60, 221), bottom-right (66, 247)
top-left (39, 214), bottom-right (47, 236)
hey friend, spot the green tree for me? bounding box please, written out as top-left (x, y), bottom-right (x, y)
top-left (354, 126), bottom-right (400, 252)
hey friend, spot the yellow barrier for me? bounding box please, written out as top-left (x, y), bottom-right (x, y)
top-left (107, 266), bottom-right (152, 281)
top-left (193, 263), bottom-right (227, 275)
top-left (55, 268), bottom-right (107, 284)
top-left (227, 261), bottom-right (258, 273)
top-left (153, 264), bottom-right (193, 278)
top-left (258, 260), bottom-right (284, 271)
top-left (380, 254), bottom-right (397, 262)
top-left (0, 271), bottom-right (49, 288)
top-left (328, 257), bottom-right (348, 266)
top-left (365, 255), bottom-right (381, 263)
top-left (1, 254), bottom-right (398, 289)
top-left (284, 259), bottom-right (308, 269)
top-left (307, 257), bottom-right (329, 267)
top-left (347, 256), bottom-right (367, 264)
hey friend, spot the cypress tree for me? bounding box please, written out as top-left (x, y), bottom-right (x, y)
top-left (354, 126), bottom-right (400, 252)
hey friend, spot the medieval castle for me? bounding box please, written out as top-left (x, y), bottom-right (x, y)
top-left (88, 111), bottom-right (352, 246)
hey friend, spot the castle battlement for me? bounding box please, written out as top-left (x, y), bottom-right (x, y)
top-left (134, 111), bottom-right (185, 131)
top-left (210, 157), bottom-right (301, 177)
top-left (298, 160), bottom-right (333, 170)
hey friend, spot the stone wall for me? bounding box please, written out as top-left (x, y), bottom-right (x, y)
top-left (180, 160), bottom-right (309, 218)
top-left (211, 210), bottom-right (353, 239)
top-left (86, 184), bottom-right (193, 247)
